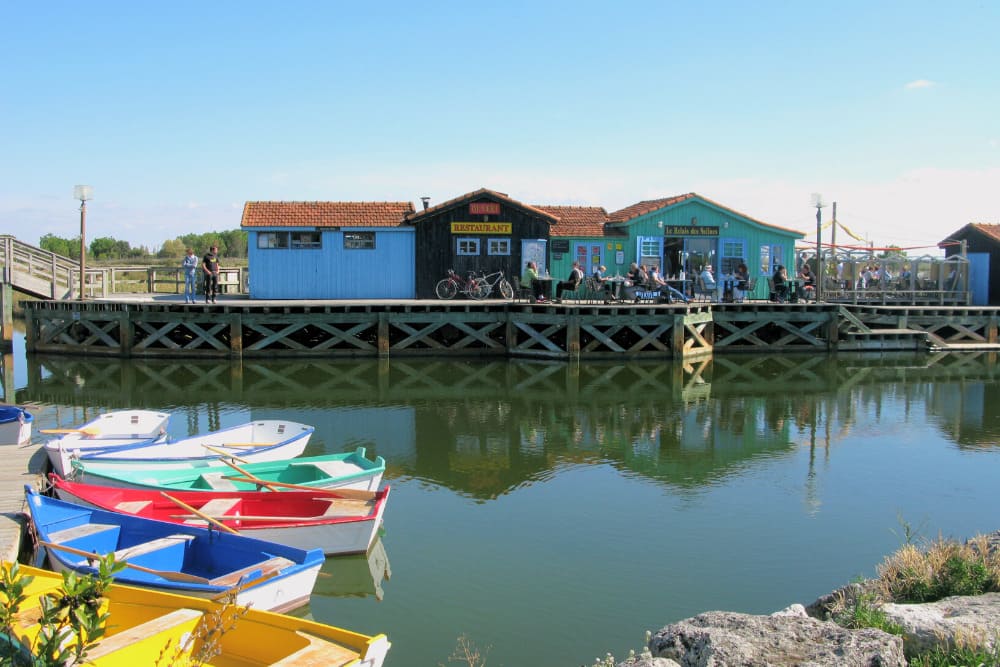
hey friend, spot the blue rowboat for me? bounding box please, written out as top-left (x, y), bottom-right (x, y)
top-left (24, 485), bottom-right (323, 613)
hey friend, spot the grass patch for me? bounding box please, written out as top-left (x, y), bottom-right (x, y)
top-left (876, 534), bottom-right (1000, 603)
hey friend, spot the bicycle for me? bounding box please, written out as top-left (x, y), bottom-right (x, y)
top-left (435, 269), bottom-right (489, 300)
top-left (473, 270), bottom-right (514, 300)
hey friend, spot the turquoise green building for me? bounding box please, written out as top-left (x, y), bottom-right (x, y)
top-left (541, 193), bottom-right (805, 299)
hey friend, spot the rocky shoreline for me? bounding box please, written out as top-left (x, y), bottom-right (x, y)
top-left (617, 531), bottom-right (1000, 666)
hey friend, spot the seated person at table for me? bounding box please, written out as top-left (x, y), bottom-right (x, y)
top-left (698, 265), bottom-right (717, 297)
top-left (554, 261), bottom-right (584, 302)
top-left (772, 265), bottom-right (789, 301)
top-left (732, 263), bottom-right (749, 300)
top-left (522, 261), bottom-right (548, 302)
top-left (798, 263), bottom-right (816, 300)
top-left (593, 265), bottom-right (617, 302)
top-left (649, 265), bottom-right (690, 303)
top-left (623, 263), bottom-right (648, 302)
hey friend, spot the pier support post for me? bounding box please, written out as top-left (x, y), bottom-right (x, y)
top-left (566, 314), bottom-right (580, 361)
top-left (229, 313), bottom-right (243, 360)
top-left (0, 282), bottom-right (12, 351)
top-left (118, 311), bottom-right (132, 358)
top-left (670, 314), bottom-right (686, 358)
top-left (377, 312), bottom-right (389, 358)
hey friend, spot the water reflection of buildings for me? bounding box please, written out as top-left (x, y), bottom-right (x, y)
top-left (9, 351), bottom-right (1000, 499)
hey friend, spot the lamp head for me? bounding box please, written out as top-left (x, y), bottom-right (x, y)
top-left (810, 193), bottom-right (825, 209)
top-left (74, 185), bottom-right (93, 202)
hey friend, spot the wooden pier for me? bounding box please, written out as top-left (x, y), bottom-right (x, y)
top-left (20, 297), bottom-right (1000, 360)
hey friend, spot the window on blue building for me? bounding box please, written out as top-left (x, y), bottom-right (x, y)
top-left (258, 232), bottom-right (289, 249)
top-left (290, 232), bottom-right (321, 249)
top-left (344, 232), bottom-right (376, 250)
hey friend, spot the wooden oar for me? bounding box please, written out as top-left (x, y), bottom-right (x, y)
top-left (219, 475), bottom-right (378, 500)
top-left (37, 540), bottom-right (210, 584)
top-left (39, 427), bottom-right (101, 436)
top-left (160, 492), bottom-right (239, 535)
top-left (202, 445), bottom-right (249, 463)
top-left (219, 459), bottom-right (280, 492)
top-left (169, 514), bottom-right (335, 523)
top-left (220, 442), bottom-right (277, 448)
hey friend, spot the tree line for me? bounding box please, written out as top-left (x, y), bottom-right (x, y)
top-left (39, 230), bottom-right (248, 261)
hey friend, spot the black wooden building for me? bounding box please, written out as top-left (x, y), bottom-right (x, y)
top-left (941, 223), bottom-right (1000, 305)
top-left (407, 188), bottom-right (556, 299)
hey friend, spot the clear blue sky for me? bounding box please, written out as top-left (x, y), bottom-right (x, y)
top-left (2, 1), bottom-right (997, 252)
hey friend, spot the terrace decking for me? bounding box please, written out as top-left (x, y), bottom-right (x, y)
top-left (20, 298), bottom-right (1000, 360)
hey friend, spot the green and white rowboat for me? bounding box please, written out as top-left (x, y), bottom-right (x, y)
top-left (69, 447), bottom-right (386, 493)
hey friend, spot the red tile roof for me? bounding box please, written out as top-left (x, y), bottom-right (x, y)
top-left (241, 201), bottom-right (415, 228)
top-left (608, 194), bottom-right (696, 223)
top-left (405, 188), bottom-right (557, 223)
top-left (608, 192), bottom-right (803, 236)
top-left (532, 205), bottom-right (624, 237)
top-left (971, 223), bottom-right (1000, 243)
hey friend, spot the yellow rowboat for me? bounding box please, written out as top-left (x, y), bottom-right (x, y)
top-left (1, 562), bottom-right (390, 666)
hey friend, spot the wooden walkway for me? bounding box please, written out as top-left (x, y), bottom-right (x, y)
top-left (0, 428), bottom-right (48, 563)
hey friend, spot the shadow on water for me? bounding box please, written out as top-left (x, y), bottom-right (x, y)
top-left (9, 350), bottom-right (1000, 501)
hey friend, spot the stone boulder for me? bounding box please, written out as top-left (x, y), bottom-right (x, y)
top-left (880, 592), bottom-right (1000, 658)
top-left (642, 610), bottom-right (905, 666)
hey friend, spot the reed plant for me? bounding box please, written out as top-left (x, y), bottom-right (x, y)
top-left (876, 534), bottom-right (1000, 603)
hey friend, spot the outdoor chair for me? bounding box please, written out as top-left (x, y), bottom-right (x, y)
top-left (736, 277), bottom-right (756, 302)
top-left (512, 276), bottom-right (534, 303)
top-left (692, 276), bottom-right (714, 302)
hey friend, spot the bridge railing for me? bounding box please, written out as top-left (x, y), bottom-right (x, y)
top-left (2, 236), bottom-right (247, 299)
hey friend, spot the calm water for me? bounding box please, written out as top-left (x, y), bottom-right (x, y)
top-left (5, 329), bottom-right (1000, 666)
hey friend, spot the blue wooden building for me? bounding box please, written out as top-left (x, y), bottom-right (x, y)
top-left (241, 201), bottom-right (416, 299)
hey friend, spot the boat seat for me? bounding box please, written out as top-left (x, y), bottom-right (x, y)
top-left (200, 474), bottom-right (239, 491)
top-left (210, 556), bottom-right (294, 587)
top-left (86, 607), bottom-right (204, 661)
top-left (47, 522), bottom-right (118, 544)
top-left (294, 460), bottom-right (353, 477)
top-left (190, 498), bottom-right (240, 518)
top-left (320, 498), bottom-right (373, 517)
top-left (113, 534), bottom-right (195, 561)
top-left (114, 500), bottom-right (152, 513)
top-left (270, 630), bottom-right (360, 666)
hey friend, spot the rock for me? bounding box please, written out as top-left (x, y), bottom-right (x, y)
top-left (881, 592), bottom-right (1000, 658)
top-left (616, 657), bottom-right (680, 667)
top-left (771, 603), bottom-right (807, 618)
top-left (647, 611), bottom-right (905, 666)
top-left (805, 580), bottom-right (881, 620)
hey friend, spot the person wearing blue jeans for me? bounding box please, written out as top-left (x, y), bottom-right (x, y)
top-left (182, 248), bottom-right (198, 303)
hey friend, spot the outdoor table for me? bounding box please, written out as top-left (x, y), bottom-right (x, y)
top-left (534, 277), bottom-right (553, 301)
top-left (787, 279), bottom-right (800, 303)
top-left (664, 279), bottom-right (689, 299)
top-left (604, 277), bottom-right (626, 301)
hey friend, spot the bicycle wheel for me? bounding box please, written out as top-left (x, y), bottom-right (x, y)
top-left (499, 279), bottom-right (514, 300)
top-left (470, 280), bottom-right (490, 300)
top-left (435, 278), bottom-right (458, 299)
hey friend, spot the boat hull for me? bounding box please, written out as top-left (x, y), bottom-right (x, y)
top-left (44, 409), bottom-right (171, 475)
top-left (72, 446), bottom-right (386, 494)
top-left (0, 406), bottom-right (32, 445)
top-left (2, 562), bottom-right (390, 667)
top-left (24, 486), bottom-right (323, 613)
top-left (52, 419), bottom-right (313, 477)
top-left (51, 476), bottom-right (390, 556)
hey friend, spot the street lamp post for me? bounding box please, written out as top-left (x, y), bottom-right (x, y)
top-left (74, 185), bottom-right (93, 300)
top-left (811, 193), bottom-right (825, 302)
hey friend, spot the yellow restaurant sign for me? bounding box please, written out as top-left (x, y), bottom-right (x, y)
top-left (451, 222), bottom-right (512, 234)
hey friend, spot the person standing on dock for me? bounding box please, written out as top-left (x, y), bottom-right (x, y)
top-left (182, 248), bottom-right (198, 303)
top-left (202, 245), bottom-right (220, 304)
